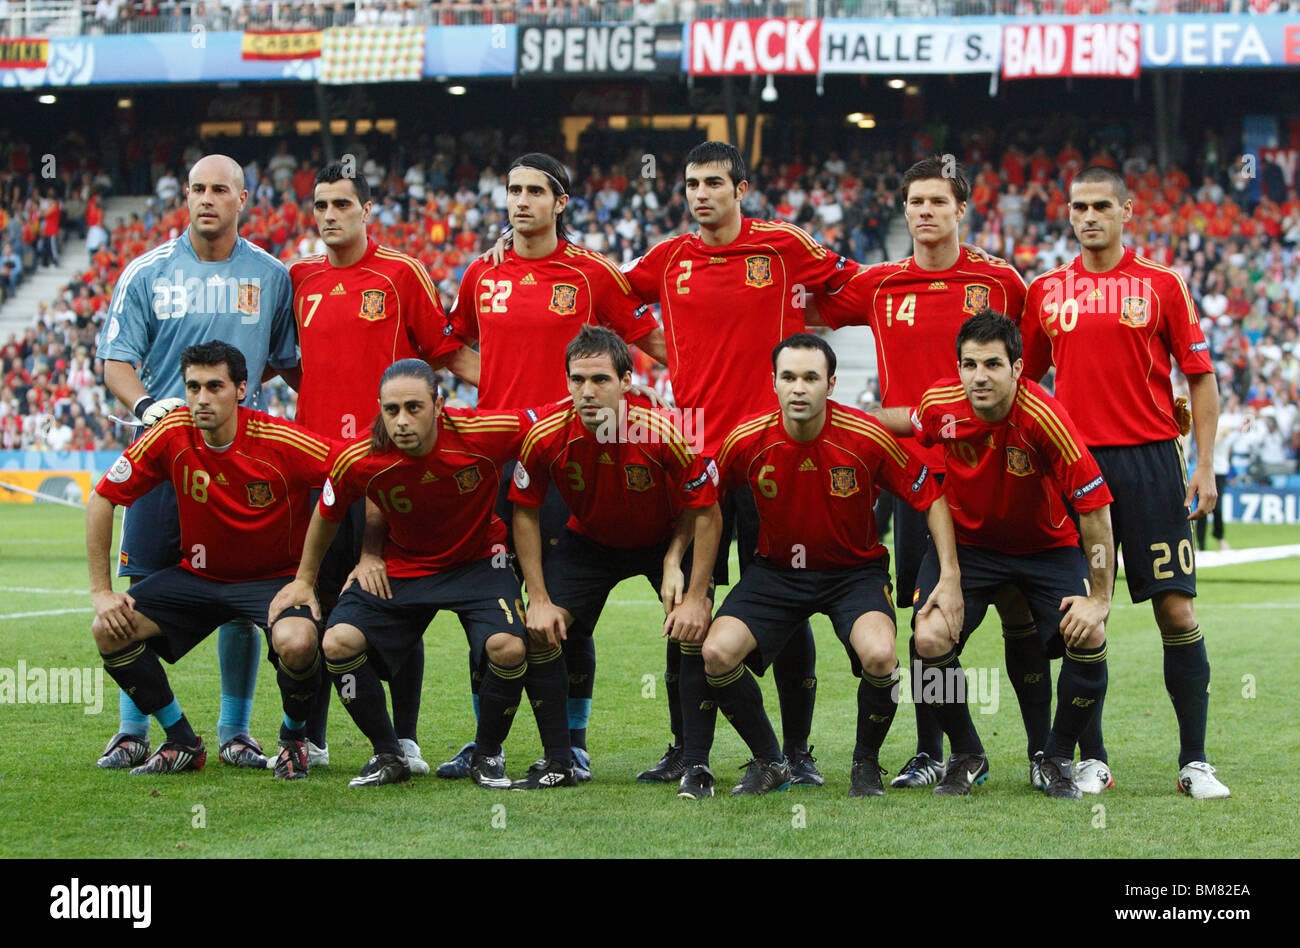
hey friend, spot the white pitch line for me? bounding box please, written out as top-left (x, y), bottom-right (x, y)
top-left (0, 608), bottom-right (93, 620)
top-left (0, 586), bottom-right (89, 594)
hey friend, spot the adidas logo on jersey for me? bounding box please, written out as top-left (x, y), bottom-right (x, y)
top-left (215, 474), bottom-right (229, 485)
top-left (798, 458), bottom-right (817, 472)
top-left (708, 256), bottom-right (726, 264)
top-left (520, 273), bottom-right (536, 285)
top-left (330, 283), bottom-right (346, 296)
top-left (929, 281), bottom-right (947, 290)
top-left (598, 452), bottom-right (614, 465)
top-left (421, 471), bottom-right (438, 483)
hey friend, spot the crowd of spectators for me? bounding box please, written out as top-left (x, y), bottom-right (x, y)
top-left (1, 121), bottom-right (1296, 490)
top-left (2, 0), bottom-right (1298, 40)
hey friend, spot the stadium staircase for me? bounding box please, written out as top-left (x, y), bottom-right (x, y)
top-left (0, 196), bottom-right (150, 339)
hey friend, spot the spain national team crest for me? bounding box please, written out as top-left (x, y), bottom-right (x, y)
top-left (744, 255), bottom-right (773, 288)
top-left (829, 466), bottom-right (859, 497)
top-left (963, 283), bottom-right (991, 315)
top-left (549, 283), bottom-right (579, 316)
top-left (359, 289), bottom-right (387, 321)
top-left (453, 465), bottom-right (482, 494)
top-left (237, 282), bottom-right (261, 316)
top-left (1005, 446), bottom-right (1035, 477)
top-left (624, 464), bottom-right (653, 492)
top-left (245, 480), bottom-right (274, 508)
top-left (1119, 296), bottom-right (1149, 328)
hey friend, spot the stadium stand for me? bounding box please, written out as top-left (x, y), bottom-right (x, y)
top-left (0, 121), bottom-right (1295, 484)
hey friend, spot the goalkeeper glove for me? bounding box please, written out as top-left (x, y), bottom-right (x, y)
top-left (133, 395), bottom-right (186, 427)
top-left (1174, 396), bottom-right (1193, 437)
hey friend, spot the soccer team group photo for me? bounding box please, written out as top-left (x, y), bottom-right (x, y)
top-left (2, 6), bottom-right (1296, 874)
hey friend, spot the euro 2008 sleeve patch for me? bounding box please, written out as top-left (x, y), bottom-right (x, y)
top-left (513, 463), bottom-right (531, 490)
top-left (106, 455), bottom-right (132, 483)
top-left (322, 477), bottom-right (335, 506)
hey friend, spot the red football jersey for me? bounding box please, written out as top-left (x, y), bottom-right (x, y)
top-left (96, 407), bottom-right (334, 581)
top-left (509, 402), bottom-right (718, 549)
top-left (622, 218), bottom-right (854, 457)
top-left (290, 240), bottom-right (462, 440)
top-left (1021, 247), bottom-right (1213, 446)
top-left (447, 241), bottom-right (657, 410)
top-left (715, 401), bottom-right (941, 570)
top-left (911, 378), bottom-right (1113, 554)
top-left (816, 250), bottom-right (1027, 472)
top-left (320, 406), bottom-right (551, 576)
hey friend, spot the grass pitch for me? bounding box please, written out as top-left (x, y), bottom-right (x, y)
top-left (0, 504), bottom-right (1296, 858)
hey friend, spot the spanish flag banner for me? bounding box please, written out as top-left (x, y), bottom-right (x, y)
top-left (0, 38), bottom-right (49, 69)
top-left (241, 29), bottom-right (323, 61)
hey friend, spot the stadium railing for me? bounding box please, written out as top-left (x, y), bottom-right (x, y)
top-left (3, 0), bottom-right (1291, 39)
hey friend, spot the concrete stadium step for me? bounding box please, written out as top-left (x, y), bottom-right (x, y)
top-left (0, 195), bottom-right (153, 338)
top-left (0, 236), bottom-right (86, 337)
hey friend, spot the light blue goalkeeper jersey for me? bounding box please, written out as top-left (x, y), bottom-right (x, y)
top-left (97, 227), bottom-right (297, 410)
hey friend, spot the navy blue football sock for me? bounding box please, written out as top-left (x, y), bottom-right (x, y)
top-left (158, 704), bottom-right (197, 746)
top-left (854, 666), bottom-right (900, 760)
top-left (327, 651), bottom-right (399, 756)
top-left (390, 642), bottom-right (424, 743)
top-left (678, 642), bottom-right (716, 766)
top-left (526, 646), bottom-right (574, 762)
top-left (665, 640), bottom-right (683, 746)
top-left (101, 642), bottom-right (172, 716)
top-left (773, 620), bottom-right (816, 757)
top-left (564, 633), bottom-right (595, 748)
top-left (918, 647), bottom-right (983, 755)
top-left (475, 657), bottom-right (527, 758)
top-left (1003, 622), bottom-right (1051, 758)
top-left (1162, 626), bottom-right (1211, 767)
top-left (708, 663), bottom-right (781, 761)
top-left (909, 638), bottom-right (945, 759)
top-left (1045, 643), bottom-right (1108, 760)
top-left (276, 651), bottom-right (319, 740)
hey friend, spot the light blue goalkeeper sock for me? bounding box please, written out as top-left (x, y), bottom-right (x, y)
top-left (216, 619), bottom-right (260, 744)
top-left (472, 692), bottom-right (480, 721)
top-left (154, 698), bottom-right (183, 729)
top-left (567, 698), bottom-right (591, 732)
top-left (118, 689), bottom-right (150, 739)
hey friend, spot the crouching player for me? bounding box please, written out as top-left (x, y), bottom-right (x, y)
top-left (510, 327), bottom-right (722, 785)
top-left (269, 359), bottom-right (572, 789)
top-left (88, 341), bottom-right (332, 778)
top-left (892, 311), bottom-right (1114, 798)
top-left (689, 333), bottom-right (963, 799)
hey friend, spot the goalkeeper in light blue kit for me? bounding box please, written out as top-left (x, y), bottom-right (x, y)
top-left (94, 154), bottom-right (299, 770)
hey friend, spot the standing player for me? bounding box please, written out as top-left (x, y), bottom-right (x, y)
top-left (95, 154), bottom-right (298, 772)
top-left (439, 153), bottom-right (668, 781)
top-left (691, 334), bottom-right (961, 798)
top-left (887, 311), bottom-right (1114, 798)
top-left (288, 160), bottom-right (480, 774)
top-left (813, 156), bottom-right (1050, 790)
top-left (510, 327), bottom-right (722, 781)
top-left (621, 142), bottom-right (851, 787)
top-left (88, 342), bottom-right (331, 779)
top-left (1021, 166), bottom-right (1229, 798)
top-left (268, 360), bottom-right (572, 789)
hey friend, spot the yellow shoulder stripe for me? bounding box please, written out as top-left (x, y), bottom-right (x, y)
top-left (125, 412), bottom-right (192, 460)
top-left (247, 420), bottom-right (331, 458)
top-left (1017, 390), bottom-right (1080, 463)
top-left (330, 442), bottom-right (372, 481)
